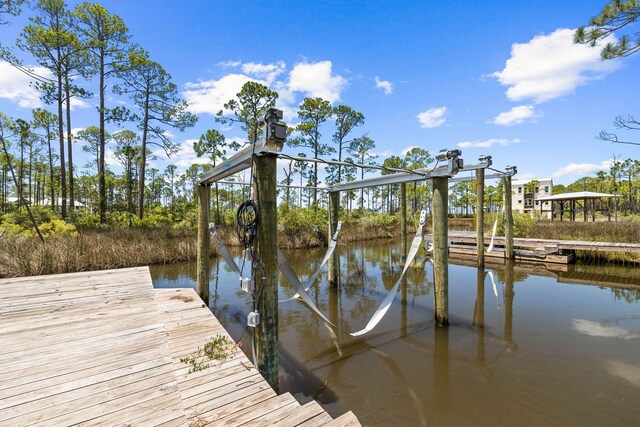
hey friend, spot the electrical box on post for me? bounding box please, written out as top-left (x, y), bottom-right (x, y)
top-left (247, 311), bottom-right (260, 327)
top-left (240, 277), bottom-right (254, 293)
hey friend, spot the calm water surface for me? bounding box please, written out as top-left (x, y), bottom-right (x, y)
top-left (151, 239), bottom-right (640, 426)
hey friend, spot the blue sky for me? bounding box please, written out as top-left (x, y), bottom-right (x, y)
top-left (1, 0), bottom-right (639, 185)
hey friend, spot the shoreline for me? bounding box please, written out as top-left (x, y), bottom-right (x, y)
top-left (2, 218), bottom-right (639, 278)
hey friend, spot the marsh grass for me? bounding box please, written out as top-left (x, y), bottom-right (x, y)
top-left (0, 228), bottom-right (199, 278)
top-left (527, 220), bottom-right (640, 243)
top-left (5, 214), bottom-right (638, 278)
top-left (526, 220), bottom-right (640, 263)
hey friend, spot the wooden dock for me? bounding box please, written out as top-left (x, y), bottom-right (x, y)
top-left (0, 267), bottom-right (359, 426)
top-left (427, 231), bottom-right (640, 264)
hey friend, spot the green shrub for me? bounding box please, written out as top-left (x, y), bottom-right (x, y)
top-left (512, 211), bottom-right (536, 237)
top-left (69, 211), bottom-right (104, 229)
top-left (7, 206), bottom-right (60, 226)
top-left (37, 219), bottom-right (78, 238)
top-left (0, 210), bottom-right (78, 239)
top-left (174, 208), bottom-right (198, 228)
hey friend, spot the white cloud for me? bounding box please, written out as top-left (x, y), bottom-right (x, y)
top-left (416, 106), bottom-right (447, 128)
top-left (183, 73), bottom-right (257, 116)
top-left (70, 98), bottom-right (90, 110)
top-left (185, 59), bottom-right (347, 120)
top-left (457, 138), bottom-right (521, 148)
top-left (242, 61), bottom-right (286, 85)
top-left (288, 60), bottom-right (347, 103)
top-left (272, 80), bottom-right (298, 122)
top-left (401, 146), bottom-right (420, 156)
top-left (173, 139), bottom-right (213, 171)
top-left (491, 28), bottom-right (620, 103)
top-left (70, 127), bottom-right (85, 139)
top-left (376, 149), bottom-right (394, 158)
top-left (374, 76), bottom-right (393, 95)
top-left (0, 62), bottom-right (90, 110)
top-left (0, 61), bottom-right (48, 108)
top-left (551, 160), bottom-right (611, 178)
top-left (217, 60), bottom-right (241, 68)
top-left (493, 105), bottom-right (542, 126)
top-left (105, 147), bottom-right (121, 168)
top-left (107, 95), bottom-right (127, 106)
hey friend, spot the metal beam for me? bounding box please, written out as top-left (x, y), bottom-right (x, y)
top-left (328, 157), bottom-right (493, 193)
top-left (198, 139), bottom-right (284, 185)
top-left (274, 152), bottom-right (425, 176)
top-left (448, 165), bottom-right (517, 183)
top-left (450, 172), bottom-right (505, 183)
top-left (217, 180), bottom-right (326, 191)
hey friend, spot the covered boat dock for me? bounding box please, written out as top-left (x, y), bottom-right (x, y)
top-left (536, 191), bottom-right (622, 221)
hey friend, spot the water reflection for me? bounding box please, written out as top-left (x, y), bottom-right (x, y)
top-left (503, 261), bottom-right (517, 352)
top-left (572, 319), bottom-right (640, 340)
top-left (151, 239), bottom-right (640, 426)
top-left (473, 268), bottom-right (486, 366)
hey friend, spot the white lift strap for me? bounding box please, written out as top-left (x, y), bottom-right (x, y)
top-left (284, 221), bottom-right (343, 302)
top-left (279, 210), bottom-right (427, 337)
top-left (487, 207), bottom-right (501, 253)
top-left (209, 223), bottom-right (245, 281)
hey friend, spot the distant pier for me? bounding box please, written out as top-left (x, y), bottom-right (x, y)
top-left (426, 231), bottom-right (640, 264)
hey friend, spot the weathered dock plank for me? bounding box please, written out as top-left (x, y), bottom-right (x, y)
top-left (155, 287), bottom-right (360, 426)
top-left (0, 267), bottom-right (188, 427)
top-left (0, 268), bottom-right (360, 426)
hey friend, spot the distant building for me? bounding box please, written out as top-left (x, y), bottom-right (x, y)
top-left (511, 178), bottom-right (553, 219)
top-left (6, 197), bottom-right (86, 210)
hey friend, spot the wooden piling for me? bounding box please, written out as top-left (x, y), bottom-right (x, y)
top-left (328, 191), bottom-right (340, 288)
top-left (503, 175), bottom-right (514, 260)
top-left (400, 183), bottom-right (407, 259)
top-left (196, 184), bottom-right (210, 304)
top-left (252, 150), bottom-right (279, 392)
top-left (476, 168), bottom-right (485, 267)
top-left (432, 177), bottom-right (449, 327)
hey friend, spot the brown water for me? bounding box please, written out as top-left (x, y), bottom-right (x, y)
top-left (151, 240), bottom-right (640, 426)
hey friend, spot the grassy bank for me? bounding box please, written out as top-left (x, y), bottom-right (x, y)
top-left (524, 220), bottom-right (640, 263)
top-left (0, 209), bottom-right (403, 277)
top-left (0, 228), bottom-right (200, 278)
top-left (474, 212), bottom-right (640, 263)
top-left (4, 208), bottom-right (638, 278)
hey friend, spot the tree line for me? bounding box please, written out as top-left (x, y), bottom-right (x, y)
top-left (0, 0), bottom-right (437, 225)
top-left (0, 0), bottom-right (195, 223)
top-left (4, 0), bottom-right (638, 228)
